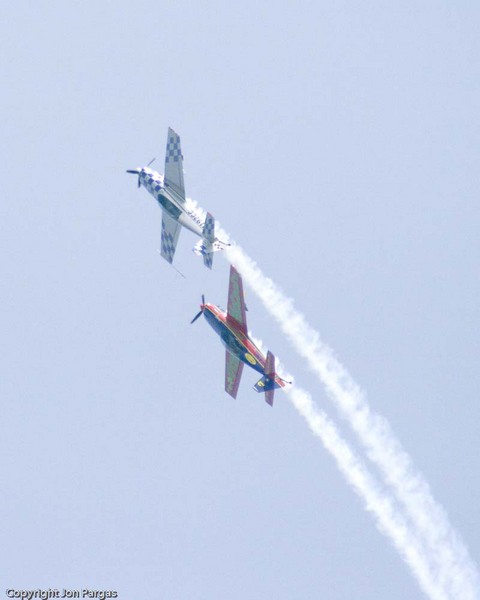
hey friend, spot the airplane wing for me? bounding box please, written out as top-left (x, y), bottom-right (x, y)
top-left (225, 350), bottom-right (244, 399)
top-left (227, 266), bottom-right (248, 334)
top-left (160, 211), bottom-right (181, 264)
top-left (164, 127), bottom-right (185, 202)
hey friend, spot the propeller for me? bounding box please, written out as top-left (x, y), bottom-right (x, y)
top-left (126, 168), bottom-right (142, 188)
top-left (126, 158), bottom-right (156, 188)
top-left (190, 295), bottom-right (206, 324)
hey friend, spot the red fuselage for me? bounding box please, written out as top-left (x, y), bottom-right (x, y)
top-left (202, 303), bottom-right (285, 388)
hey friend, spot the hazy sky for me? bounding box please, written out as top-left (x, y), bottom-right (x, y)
top-left (2, 2), bottom-right (479, 599)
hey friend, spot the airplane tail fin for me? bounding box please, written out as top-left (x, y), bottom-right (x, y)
top-left (192, 212), bottom-right (229, 270)
top-left (253, 351), bottom-right (281, 406)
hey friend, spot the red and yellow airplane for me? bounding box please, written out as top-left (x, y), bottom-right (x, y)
top-left (191, 265), bottom-right (289, 406)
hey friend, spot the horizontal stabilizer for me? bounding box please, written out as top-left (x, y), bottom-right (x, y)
top-left (203, 251), bottom-right (213, 269)
top-left (192, 214), bottom-right (228, 269)
top-left (202, 212), bottom-right (215, 269)
top-left (203, 212), bottom-right (215, 243)
top-left (253, 351), bottom-right (279, 406)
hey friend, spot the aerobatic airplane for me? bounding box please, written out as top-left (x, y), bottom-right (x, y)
top-left (127, 127), bottom-right (227, 268)
top-left (191, 265), bottom-right (289, 406)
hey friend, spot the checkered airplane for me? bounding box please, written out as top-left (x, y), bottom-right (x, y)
top-left (191, 265), bottom-right (289, 406)
top-left (127, 128), bottom-right (228, 269)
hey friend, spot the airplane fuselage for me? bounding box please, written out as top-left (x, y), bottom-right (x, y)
top-left (139, 167), bottom-right (204, 237)
top-left (203, 303), bottom-right (284, 386)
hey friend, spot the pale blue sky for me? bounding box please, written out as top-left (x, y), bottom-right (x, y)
top-left (1, 2), bottom-right (479, 599)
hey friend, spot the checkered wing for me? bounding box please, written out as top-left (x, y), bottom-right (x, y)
top-left (227, 265), bottom-right (248, 334)
top-left (225, 351), bottom-right (244, 399)
top-left (164, 127), bottom-right (185, 202)
top-left (160, 212), bottom-right (181, 264)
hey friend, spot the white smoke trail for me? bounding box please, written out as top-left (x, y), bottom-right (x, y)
top-left (250, 325), bottom-right (448, 598)
top-left (287, 385), bottom-right (448, 600)
top-left (221, 240), bottom-right (480, 600)
top-left (184, 201), bottom-right (479, 597)
top-left (248, 298), bottom-right (451, 600)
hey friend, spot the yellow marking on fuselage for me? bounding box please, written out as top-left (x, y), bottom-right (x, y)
top-left (209, 306), bottom-right (283, 387)
top-left (208, 307), bottom-right (264, 365)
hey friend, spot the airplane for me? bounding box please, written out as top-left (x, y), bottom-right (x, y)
top-left (127, 127), bottom-right (228, 269)
top-left (191, 265), bottom-right (289, 406)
